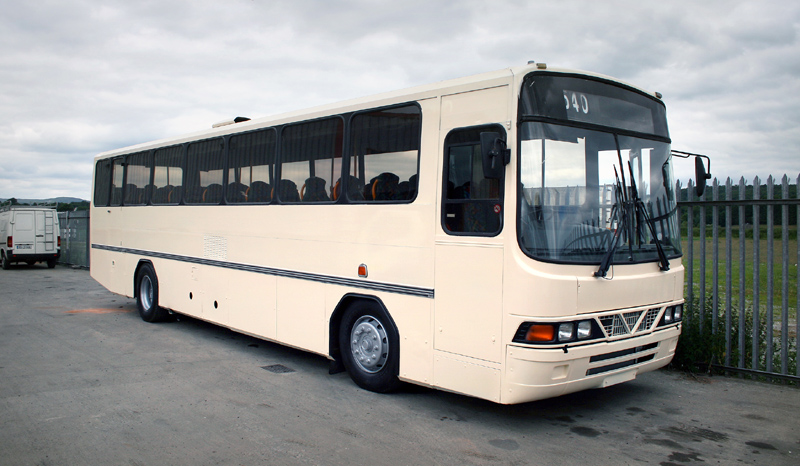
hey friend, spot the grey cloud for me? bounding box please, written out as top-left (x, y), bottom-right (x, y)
top-left (0, 0), bottom-right (798, 199)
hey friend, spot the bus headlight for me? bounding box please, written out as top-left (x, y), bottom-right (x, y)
top-left (577, 321), bottom-right (593, 339)
top-left (558, 323), bottom-right (574, 341)
top-left (658, 304), bottom-right (684, 327)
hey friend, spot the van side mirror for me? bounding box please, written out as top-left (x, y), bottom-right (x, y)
top-left (480, 132), bottom-right (510, 179)
top-left (694, 156), bottom-right (712, 197)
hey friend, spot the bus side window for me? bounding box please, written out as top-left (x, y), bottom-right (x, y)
top-left (228, 129), bottom-right (276, 204)
top-left (123, 151), bottom-right (151, 205)
top-left (348, 104), bottom-right (421, 203)
top-left (280, 118), bottom-right (342, 203)
top-left (152, 145), bottom-right (184, 205)
top-left (186, 138), bottom-right (224, 204)
top-left (93, 159), bottom-right (112, 207)
top-left (442, 126), bottom-right (504, 235)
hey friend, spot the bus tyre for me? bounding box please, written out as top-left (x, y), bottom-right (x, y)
top-left (136, 264), bottom-right (168, 323)
top-left (339, 303), bottom-right (401, 393)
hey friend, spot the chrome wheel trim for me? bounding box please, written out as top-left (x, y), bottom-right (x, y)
top-left (140, 275), bottom-right (154, 311)
top-left (350, 315), bottom-right (389, 374)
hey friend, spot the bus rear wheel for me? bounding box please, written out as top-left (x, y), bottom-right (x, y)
top-left (339, 303), bottom-right (401, 393)
top-left (136, 264), bottom-right (168, 323)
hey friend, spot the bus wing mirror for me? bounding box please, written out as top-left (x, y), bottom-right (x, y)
top-left (480, 132), bottom-right (510, 179)
top-left (671, 150), bottom-right (712, 197)
top-left (694, 156), bottom-right (712, 197)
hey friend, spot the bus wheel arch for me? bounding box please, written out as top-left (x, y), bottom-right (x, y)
top-left (134, 260), bottom-right (168, 323)
top-left (330, 294), bottom-right (401, 393)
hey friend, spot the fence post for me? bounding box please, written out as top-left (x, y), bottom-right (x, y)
top-left (766, 176), bottom-right (774, 373)
top-left (725, 178), bottom-right (733, 366)
top-left (752, 176), bottom-right (761, 370)
top-left (699, 179), bottom-right (707, 333)
top-left (712, 179), bottom-right (720, 334)
top-left (738, 177), bottom-right (746, 370)
top-left (781, 175), bottom-right (790, 375)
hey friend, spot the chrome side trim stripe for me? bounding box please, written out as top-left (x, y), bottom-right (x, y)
top-left (92, 243), bottom-right (434, 299)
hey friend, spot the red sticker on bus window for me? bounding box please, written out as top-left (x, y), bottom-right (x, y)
top-left (494, 204), bottom-right (501, 214)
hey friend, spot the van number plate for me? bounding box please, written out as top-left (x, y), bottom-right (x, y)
top-left (17, 244), bottom-right (32, 249)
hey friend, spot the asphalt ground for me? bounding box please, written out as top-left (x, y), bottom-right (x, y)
top-left (1, 265), bottom-right (798, 466)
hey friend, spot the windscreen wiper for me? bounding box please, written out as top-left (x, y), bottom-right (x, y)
top-left (594, 163), bottom-right (670, 278)
top-left (626, 161), bottom-right (670, 272)
top-left (594, 167), bottom-right (627, 278)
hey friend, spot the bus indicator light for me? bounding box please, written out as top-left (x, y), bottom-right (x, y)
top-left (358, 264), bottom-right (368, 278)
top-left (525, 324), bottom-right (555, 342)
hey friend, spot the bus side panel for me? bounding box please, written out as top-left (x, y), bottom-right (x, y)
top-left (433, 352), bottom-right (501, 403)
top-left (277, 278), bottom-right (327, 355)
top-left (434, 244), bottom-right (504, 363)
top-left (226, 269), bottom-right (277, 341)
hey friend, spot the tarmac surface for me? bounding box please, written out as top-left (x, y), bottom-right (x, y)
top-left (1, 264), bottom-right (798, 465)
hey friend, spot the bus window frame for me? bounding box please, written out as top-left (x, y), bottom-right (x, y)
top-left (344, 102), bottom-right (422, 205)
top-left (277, 115), bottom-right (345, 205)
top-left (441, 124), bottom-right (506, 237)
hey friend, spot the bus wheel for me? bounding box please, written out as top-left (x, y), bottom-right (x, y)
top-left (339, 303), bottom-right (401, 393)
top-left (136, 264), bottom-right (168, 323)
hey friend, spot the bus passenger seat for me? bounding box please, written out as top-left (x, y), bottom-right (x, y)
top-left (247, 181), bottom-right (271, 202)
top-left (277, 179), bottom-right (300, 202)
top-left (372, 172), bottom-right (399, 200)
top-left (227, 182), bottom-right (248, 203)
top-left (202, 184), bottom-right (223, 204)
top-left (397, 181), bottom-right (409, 200)
top-left (302, 177), bottom-right (329, 202)
top-left (344, 175), bottom-right (364, 201)
top-left (167, 186), bottom-right (181, 204)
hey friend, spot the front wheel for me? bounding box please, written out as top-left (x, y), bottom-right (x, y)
top-left (136, 263), bottom-right (168, 323)
top-left (339, 303), bottom-right (401, 393)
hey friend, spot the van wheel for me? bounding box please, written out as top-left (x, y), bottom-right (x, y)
top-left (339, 303), bottom-right (401, 393)
top-left (46, 259), bottom-right (56, 268)
top-left (136, 264), bottom-right (168, 323)
top-left (1, 253), bottom-right (9, 270)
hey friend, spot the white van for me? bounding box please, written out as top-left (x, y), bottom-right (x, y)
top-left (0, 206), bottom-right (61, 269)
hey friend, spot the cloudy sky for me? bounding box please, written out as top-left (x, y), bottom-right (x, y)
top-left (1, 0), bottom-right (798, 200)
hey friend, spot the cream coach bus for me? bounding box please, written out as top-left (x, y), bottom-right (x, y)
top-left (91, 63), bottom-right (690, 404)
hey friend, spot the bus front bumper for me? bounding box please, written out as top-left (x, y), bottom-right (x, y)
top-left (502, 325), bottom-right (681, 404)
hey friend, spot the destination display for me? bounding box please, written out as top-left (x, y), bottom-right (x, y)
top-left (520, 74), bottom-right (669, 139)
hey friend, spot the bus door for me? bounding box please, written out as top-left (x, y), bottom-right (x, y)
top-left (434, 86), bottom-right (509, 367)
